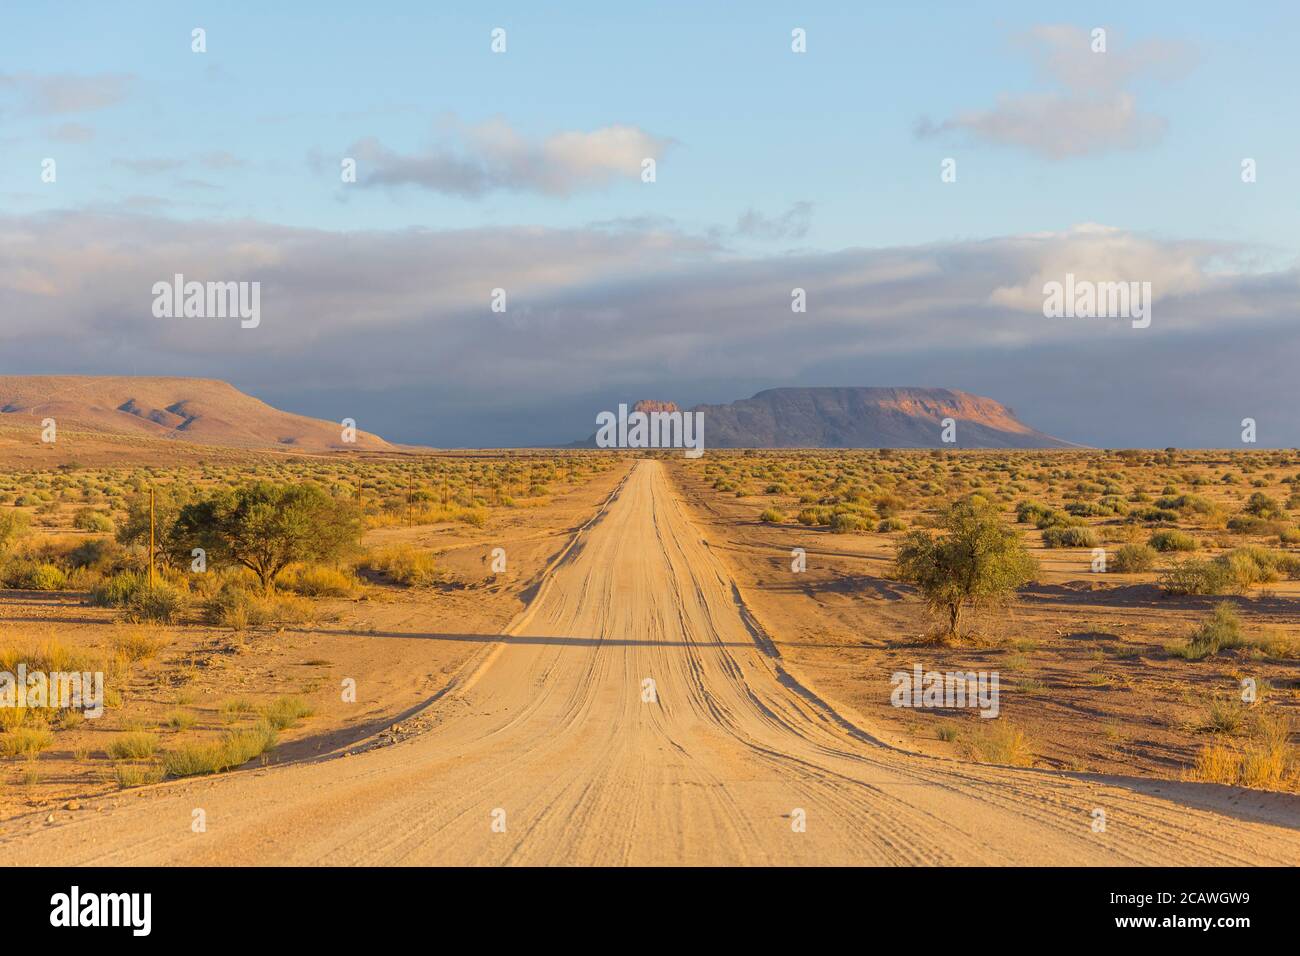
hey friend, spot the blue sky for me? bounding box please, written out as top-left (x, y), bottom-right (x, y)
top-left (2, 2), bottom-right (1298, 446)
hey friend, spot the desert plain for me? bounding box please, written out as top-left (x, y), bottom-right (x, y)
top-left (0, 422), bottom-right (1297, 864)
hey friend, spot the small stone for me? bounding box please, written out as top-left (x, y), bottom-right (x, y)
top-left (64, 801), bottom-right (80, 811)
top-left (45, 814), bottom-right (54, 824)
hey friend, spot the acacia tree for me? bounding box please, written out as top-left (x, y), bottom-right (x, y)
top-left (173, 482), bottom-right (361, 591)
top-left (117, 485), bottom-right (195, 569)
top-left (0, 509), bottom-right (30, 558)
top-left (894, 497), bottom-right (1037, 639)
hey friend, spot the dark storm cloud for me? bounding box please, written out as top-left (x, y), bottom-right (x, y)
top-left (0, 211), bottom-right (1294, 446)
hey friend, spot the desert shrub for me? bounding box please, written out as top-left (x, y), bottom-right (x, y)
top-left (1244, 492), bottom-right (1285, 520)
top-left (107, 731), bottom-right (160, 760)
top-left (829, 511), bottom-right (870, 533)
top-left (965, 722), bottom-right (1035, 767)
top-left (1226, 515), bottom-right (1283, 535)
top-left (1034, 509), bottom-right (1078, 530)
top-left (124, 581), bottom-right (187, 623)
top-left (1218, 546), bottom-right (1290, 589)
top-left (93, 569), bottom-right (188, 619)
top-left (1131, 507), bottom-right (1180, 523)
top-left (1182, 602), bottom-right (1245, 659)
top-left (113, 762), bottom-right (166, 788)
top-left (877, 517), bottom-right (907, 533)
top-left (4, 559), bottom-right (59, 591)
top-left (165, 709), bottom-right (197, 730)
top-left (1110, 543), bottom-right (1157, 573)
top-left (1096, 496), bottom-right (1130, 516)
top-left (1, 726), bottom-right (54, 757)
top-left (204, 581), bottom-right (314, 628)
top-left (1148, 529), bottom-right (1197, 552)
top-left (163, 721), bottom-right (277, 777)
top-left (2, 560), bottom-right (68, 591)
top-left (1041, 526), bottom-right (1098, 548)
top-left (359, 545), bottom-right (439, 587)
top-left (1156, 493), bottom-right (1217, 515)
top-left (796, 507), bottom-right (831, 526)
top-left (91, 570), bottom-right (148, 607)
top-left (280, 565), bottom-right (359, 597)
top-left (873, 494), bottom-right (906, 518)
top-left (111, 628), bottom-right (169, 662)
top-left (67, 537), bottom-right (122, 570)
top-left (259, 695), bottom-right (313, 730)
top-left (0, 510), bottom-right (31, 557)
top-left (72, 508), bottom-right (114, 533)
top-left (1015, 501), bottom-right (1052, 524)
top-left (759, 507), bottom-right (785, 524)
top-left (1188, 712), bottom-right (1295, 790)
top-left (1158, 559), bottom-right (1232, 596)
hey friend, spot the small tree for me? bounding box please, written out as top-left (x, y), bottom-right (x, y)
top-left (0, 509), bottom-right (30, 558)
top-left (894, 497), bottom-right (1037, 639)
top-left (173, 482), bottom-right (361, 591)
top-left (117, 486), bottom-right (195, 569)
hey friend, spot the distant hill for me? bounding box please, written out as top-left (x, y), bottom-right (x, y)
top-left (0, 376), bottom-right (391, 452)
top-left (575, 387), bottom-right (1076, 449)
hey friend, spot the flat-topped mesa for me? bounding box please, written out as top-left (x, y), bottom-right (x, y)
top-left (695, 387), bottom-right (1077, 449)
top-left (576, 387), bottom-right (1077, 449)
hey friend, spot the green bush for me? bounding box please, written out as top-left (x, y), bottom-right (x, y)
top-left (91, 570), bottom-right (187, 622)
top-left (759, 507), bottom-right (785, 524)
top-left (1111, 543), bottom-right (1157, 573)
top-left (796, 507), bottom-right (830, 527)
top-left (1158, 559), bottom-right (1232, 595)
top-left (203, 581), bottom-right (312, 628)
top-left (1015, 501), bottom-right (1051, 524)
top-left (1182, 602), bottom-right (1246, 660)
top-left (280, 565), bottom-right (359, 597)
top-left (0, 510), bottom-right (31, 557)
top-left (894, 498), bottom-right (1037, 638)
top-left (2, 560), bottom-right (68, 590)
top-left (163, 721), bottom-right (278, 777)
top-left (829, 511), bottom-right (871, 533)
top-left (1041, 526), bottom-right (1099, 548)
top-left (126, 581), bottom-right (187, 623)
top-left (1244, 492), bottom-right (1285, 520)
top-left (90, 570), bottom-right (148, 607)
top-left (72, 508), bottom-right (115, 533)
top-left (1148, 529), bottom-right (1197, 552)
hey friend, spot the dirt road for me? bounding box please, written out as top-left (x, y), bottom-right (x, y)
top-left (4, 460), bottom-right (1297, 865)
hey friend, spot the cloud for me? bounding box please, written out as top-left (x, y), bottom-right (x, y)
top-left (0, 211), bottom-right (1293, 446)
top-left (346, 116), bottom-right (673, 197)
top-left (198, 150), bottom-right (246, 170)
top-left (112, 152), bottom-right (247, 176)
top-left (0, 72), bottom-right (132, 114)
top-left (917, 25), bottom-right (1195, 159)
top-left (48, 122), bottom-right (96, 144)
top-left (735, 202), bottom-right (813, 241)
top-left (113, 158), bottom-right (186, 174)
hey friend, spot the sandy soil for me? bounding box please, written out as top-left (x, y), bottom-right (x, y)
top-left (2, 460), bottom-right (1296, 865)
top-left (668, 460), bottom-right (1300, 780)
top-left (0, 460), bottom-right (630, 819)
